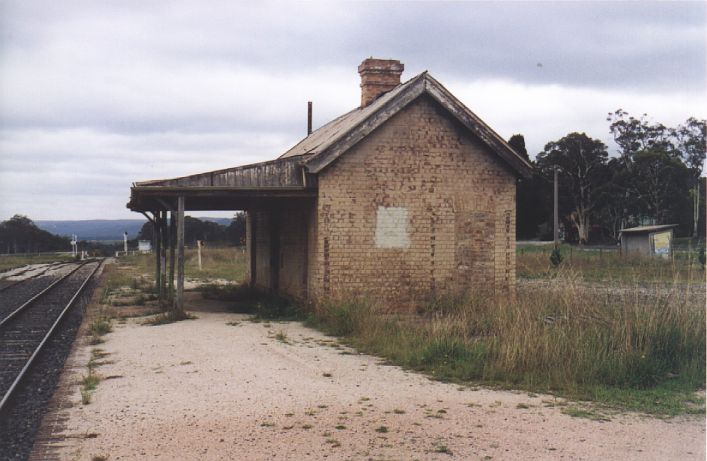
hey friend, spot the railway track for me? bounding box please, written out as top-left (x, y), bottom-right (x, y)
top-left (0, 259), bottom-right (102, 415)
top-left (0, 261), bottom-right (88, 321)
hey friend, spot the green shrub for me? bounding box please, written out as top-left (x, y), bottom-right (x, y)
top-left (550, 246), bottom-right (563, 267)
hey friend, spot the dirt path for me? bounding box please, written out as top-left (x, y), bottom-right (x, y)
top-left (38, 296), bottom-right (705, 461)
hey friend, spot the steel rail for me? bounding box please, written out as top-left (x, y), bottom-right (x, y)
top-left (0, 259), bottom-right (103, 414)
top-left (0, 261), bottom-right (90, 327)
top-left (0, 261), bottom-right (76, 293)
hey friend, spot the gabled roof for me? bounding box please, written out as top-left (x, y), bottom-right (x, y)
top-left (281, 72), bottom-right (533, 178)
top-left (128, 69), bottom-right (534, 212)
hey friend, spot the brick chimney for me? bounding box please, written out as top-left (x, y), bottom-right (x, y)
top-left (358, 58), bottom-right (404, 108)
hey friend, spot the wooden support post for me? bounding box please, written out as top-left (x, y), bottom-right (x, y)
top-left (176, 196), bottom-right (185, 312)
top-left (197, 240), bottom-right (203, 271)
top-left (169, 211), bottom-right (176, 303)
top-left (160, 211), bottom-right (168, 301)
top-left (153, 213), bottom-right (162, 296)
top-left (249, 211), bottom-right (257, 289)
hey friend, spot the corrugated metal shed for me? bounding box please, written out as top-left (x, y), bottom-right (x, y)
top-left (620, 224), bottom-right (678, 257)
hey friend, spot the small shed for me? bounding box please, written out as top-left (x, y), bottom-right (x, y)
top-left (619, 224), bottom-right (678, 258)
top-left (138, 240), bottom-right (152, 253)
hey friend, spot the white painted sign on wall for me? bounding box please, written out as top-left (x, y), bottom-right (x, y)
top-left (375, 206), bottom-right (410, 249)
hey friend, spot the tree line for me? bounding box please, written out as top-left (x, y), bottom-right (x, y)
top-left (0, 215), bottom-right (71, 253)
top-left (0, 214), bottom-right (247, 255)
top-left (514, 109), bottom-right (705, 244)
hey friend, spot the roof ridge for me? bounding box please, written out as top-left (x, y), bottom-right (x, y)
top-left (278, 71), bottom-right (429, 160)
top-left (301, 71), bottom-right (532, 178)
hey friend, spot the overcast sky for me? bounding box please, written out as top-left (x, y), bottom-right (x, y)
top-left (1, 0), bottom-right (705, 220)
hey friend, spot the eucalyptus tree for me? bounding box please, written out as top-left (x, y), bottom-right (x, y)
top-left (675, 118), bottom-right (706, 238)
top-left (508, 134), bottom-right (549, 239)
top-left (608, 109), bottom-right (700, 232)
top-left (536, 133), bottom-right (609, 244)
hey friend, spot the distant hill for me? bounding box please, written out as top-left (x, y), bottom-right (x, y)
top-left (36, 217), bottom-right (232, 241)
top-left (36, 219), bottom-right (146, 241)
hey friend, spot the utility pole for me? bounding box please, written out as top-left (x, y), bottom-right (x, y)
top-left (553, 165), bottom-right (559, 247)
top-left (197, 240), bottom-right (203, 271)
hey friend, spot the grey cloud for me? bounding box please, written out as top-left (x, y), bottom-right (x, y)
top-left (2, 1), bottom-right (704, 91)
top-left (0, 0), bottom-right (705, 220)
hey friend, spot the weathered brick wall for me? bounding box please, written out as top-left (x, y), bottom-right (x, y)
top-left (310, 95), bottom-right (516, 306)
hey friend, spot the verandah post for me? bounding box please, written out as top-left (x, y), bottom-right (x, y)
top-left (169, 211), bottom-right (176, 303)
top-left (153, 212), bottom-right (161, 296)
top-left (176, 196), bottom-right (185, 312)
top-left (160, 211), bottom-right (168, 302)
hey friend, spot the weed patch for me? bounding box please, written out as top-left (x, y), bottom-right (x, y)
top-left (88, 316), bottom-right (112, 345)
top-left (144, 310), bottom-right (197, 326)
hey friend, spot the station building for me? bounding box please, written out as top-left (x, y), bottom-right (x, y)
top-left (128, 58), bottom-right (533, 308)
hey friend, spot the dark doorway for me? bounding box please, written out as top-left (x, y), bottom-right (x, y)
top-left (269, 212), bottom-right (281, 292)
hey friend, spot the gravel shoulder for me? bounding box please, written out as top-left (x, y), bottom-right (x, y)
top-left (36, 294), bottom-right (705, 461)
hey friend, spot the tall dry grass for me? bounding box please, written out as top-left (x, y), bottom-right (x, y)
top-left (517, 244), bottom-right (703, 284)
top-left (308, 273), bottom-right (705, 412)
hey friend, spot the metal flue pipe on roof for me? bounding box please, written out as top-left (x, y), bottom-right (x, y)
top-left (307, 101), bottom-right (313, 136)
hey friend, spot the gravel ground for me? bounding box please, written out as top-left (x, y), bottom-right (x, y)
top-left (38, 293), bottom-right (705, 461)
top-left (0, 265), bottom-right (101, 461)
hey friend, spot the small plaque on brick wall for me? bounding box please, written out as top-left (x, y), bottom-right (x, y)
top-left (375, 206), bottom-right (410, 249)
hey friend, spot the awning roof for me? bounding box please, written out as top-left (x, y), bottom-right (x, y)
top-left (127, 156), bottom-right (316, 212)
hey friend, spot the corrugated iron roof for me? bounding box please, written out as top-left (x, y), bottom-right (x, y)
top-left (619, 224), bottom-right (679, 234)
top-left (133, 156), bottom-right (311, 189)
top-left (281, 72), bottom-right (533, 178)
top-left (279, 73), bottom-right (425, 159)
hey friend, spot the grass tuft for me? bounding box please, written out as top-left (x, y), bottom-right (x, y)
top-left (88, 316), bottom-right (112, 345)
top-left (434, 444), bottom-right (453, 455)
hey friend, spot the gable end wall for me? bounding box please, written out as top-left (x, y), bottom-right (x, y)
top-left (310, 95), bottom-right (516, 306)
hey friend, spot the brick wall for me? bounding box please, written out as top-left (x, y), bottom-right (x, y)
top-left (311, 95), bottom-right (516, 306)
